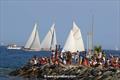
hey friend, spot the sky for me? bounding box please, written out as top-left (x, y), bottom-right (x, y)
top-left (0, 0), bottom-right (120, 50)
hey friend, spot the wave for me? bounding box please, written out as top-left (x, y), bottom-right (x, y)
top-left (0, 67), bottom-right (14, 75)
top-left (0, 67), bottom-right (26, 80)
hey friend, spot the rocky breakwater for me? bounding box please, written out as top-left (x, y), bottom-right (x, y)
top-left (9, 64), bottom-right (120, 80)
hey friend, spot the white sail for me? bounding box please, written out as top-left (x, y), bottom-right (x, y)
top-left (72, 21), bottom-right (85, 52)
top-left (41, 23), bottom-right (57, 50)
top-left (50, 25), bottom-right (57, 50)
top-left (62, 30), bottom-right (76, 52)
top-left (62, 21), bottom-right (85, 52)
top-left (24, 23), bottom-right (41, 51)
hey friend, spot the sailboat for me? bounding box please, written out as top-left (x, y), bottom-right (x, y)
top-left (62, 21), bottom-right (85, 52)
top-left (7, 44), bottom-right (21, 50)
top-left (24, 23), bottom-right (41, 51)
top-left (41, 23), bottom-right (57, 51)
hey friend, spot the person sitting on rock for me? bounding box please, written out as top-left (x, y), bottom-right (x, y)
top-left (115, 56), bottom-right (119, 68)
top-left (40, 57), bottom-right (45, 65)
top-left (110, 56), bottom-right (117, 68)
top-left (66, 51), bottom-right (72, 65)
top-left (38, 57), bottom-right (42, 65)
top-left (49, 56), bottom-right (53, 65)
top-left (118, 58), bottom-right (120, 68)
top-left (95, 58), bottom-right (103, 69)
top-left (54, 59), bottom-right (59, 65)
top-left (102, 56), bottom-right (106, 65)
top-left (83, 57), bottom-right (89, 67)
top-left (92, 59), bottom-right (97, 67)
top-left (89, 59), bottom-right (93, 67)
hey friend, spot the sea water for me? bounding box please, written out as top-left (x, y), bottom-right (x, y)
top-left (0, 46), bottom-right (51, 80)
top-left (0, 46), bottom-right (120, 80)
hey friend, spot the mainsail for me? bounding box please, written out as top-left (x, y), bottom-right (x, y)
top-left (24, 23), bottom-right (41, 51)
top-left (72, 21), bottom-right (85, 52)
top-left (62, 21), bottom-right (85, 52)
top-left (62, 30), bottom-right (76, 52)
top-left (41, 23), bottom-right (57, 50)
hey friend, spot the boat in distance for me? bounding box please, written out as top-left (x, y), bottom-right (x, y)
top-left (7, 44), bottom-right (21, 50)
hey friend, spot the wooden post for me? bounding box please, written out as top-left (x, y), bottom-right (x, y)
top-left (55, 45), bottom-right (58, 60)
top-left (58, 45), bottom-right (60, 52)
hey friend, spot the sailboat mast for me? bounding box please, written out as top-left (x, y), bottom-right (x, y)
top-left (87, 32), bottom-right (89, 52)
top-left (87, 15), bottom-right (94, 52)
top-left (92, 14), bottom-right (94, 51)
top-left (118, 8), bottom-right (120, 50)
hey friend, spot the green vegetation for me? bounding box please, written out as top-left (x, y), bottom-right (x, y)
top-left (94, 45), bottom-right (102, 53)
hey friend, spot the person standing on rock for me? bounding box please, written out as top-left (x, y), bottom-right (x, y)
top-left (58, 52), bottom-right (63, 64)
top-left (72, 52), bottom-right (78, 64)
top-left (86, 50), bottom-right (92, 61)
top-left (33, 56), bottom-right (39, 66)
top-left (98, 52), bottom-right (102, 59)
top-left (75, 51), bottom-right (79, 64)
top-left (49, 56), bottom-right (53, 65)
top-left (51, 50), bottom-right (55, 58)
top-left (51, 50), bottom-right (56, 64)
top-left (104, 58), bottom-right (110, 68)
top-left (79, 54), bottom-right (83, 65)
top-left (66, 51), bottom-right (72, 65)
top-left (62, 52), bottom-right (67, 64)
top-left (83, 57), bottom-right (89, 67)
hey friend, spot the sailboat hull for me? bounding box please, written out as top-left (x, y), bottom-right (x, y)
top-left (23, 48), bottom-right (41, 51)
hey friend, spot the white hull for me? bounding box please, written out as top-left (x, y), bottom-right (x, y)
top-left (7, 46), bottom-right (21, 50)
top-left (23, 48), bottom-right (40, 51)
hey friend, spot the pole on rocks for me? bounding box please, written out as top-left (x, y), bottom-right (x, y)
top-left (55, 45), bottom-right (58, 64)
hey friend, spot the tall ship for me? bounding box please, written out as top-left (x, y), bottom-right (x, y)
top-left (41, 23), bottom-right (57, 51)
top-left (62, 21), bottom-right (85, 52)
top-left (24, 23), bottom-right (41, 51)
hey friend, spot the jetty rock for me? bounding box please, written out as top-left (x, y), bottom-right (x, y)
top-left (9, 64), bottom-right (120, 80)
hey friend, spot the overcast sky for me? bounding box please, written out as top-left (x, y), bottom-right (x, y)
top-left (0, 0), bottom-right (120, 49)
